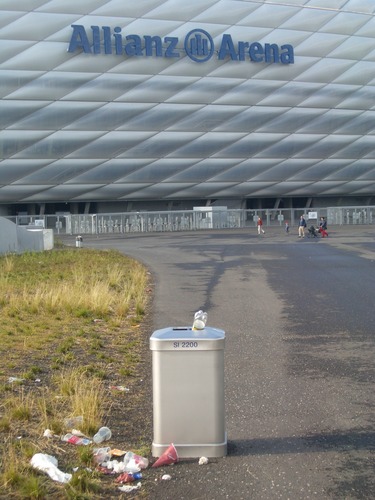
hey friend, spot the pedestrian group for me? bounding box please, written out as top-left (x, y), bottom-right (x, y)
top-left (253, 215), bottom-right (328, 238)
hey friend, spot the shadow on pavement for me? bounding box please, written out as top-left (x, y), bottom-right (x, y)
top-left (228, 428), bottom-right (375, 455)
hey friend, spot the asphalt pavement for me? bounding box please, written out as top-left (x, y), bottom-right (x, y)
top-left (62, 225), bottom-right (375, 499)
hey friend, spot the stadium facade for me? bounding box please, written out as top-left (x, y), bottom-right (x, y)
top-left (1, 0), bottom-right (375, 217)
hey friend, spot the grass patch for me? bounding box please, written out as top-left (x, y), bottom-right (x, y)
top-left (0, 248), bottom-right (151, 498)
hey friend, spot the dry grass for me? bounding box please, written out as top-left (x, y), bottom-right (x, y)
top-left (0, 248), bottom-right (152, 498)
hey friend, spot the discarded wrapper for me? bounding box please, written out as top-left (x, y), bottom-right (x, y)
top-left (8, 377), bottom-right (24, 384)
top-left (109, 385), bottom-right (130, 392)
top-left (43, 429), bottom-right (55, 438)
top-left (118, 483), bottom-right (141, 493)
top-left (116, 472), bottom-right (142, 484)
top-left (71, 429), bottom-right (88, 437)
top-left (97, 465), bottom-right (116, 475)
top-left (110, 448), bottom-right (126, 457)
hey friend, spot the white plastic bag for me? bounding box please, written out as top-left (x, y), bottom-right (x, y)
top-left (30, 453), bottom-right (72, 483)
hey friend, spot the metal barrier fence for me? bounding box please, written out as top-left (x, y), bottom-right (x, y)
top-left (5, 206), bottom-right (375, 236)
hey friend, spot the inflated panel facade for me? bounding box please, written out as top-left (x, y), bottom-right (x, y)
top-left (1, 0), bottom-right (375, 204)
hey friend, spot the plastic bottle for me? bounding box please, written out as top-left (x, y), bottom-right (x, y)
top-left (93, 426), bottom-right (112, 444)
top-left (62, 433), bottom-right (91, 445)
top-left (192, 310), bottom-right (208, 330)
top-left (115, 472), bottom-right (142, 484)
top-left (63, 416), bottom-right (83, 429)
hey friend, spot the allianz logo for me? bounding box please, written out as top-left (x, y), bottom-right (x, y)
top-left (68, 25), bottom-right (294, 64)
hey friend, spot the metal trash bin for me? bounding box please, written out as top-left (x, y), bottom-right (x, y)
top-left (150, 326), bottom-right (226, 458)
top-left (75, 235), bottom-right (83, 248)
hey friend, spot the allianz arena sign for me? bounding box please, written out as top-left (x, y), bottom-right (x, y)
top-left (68, 25), bottom-right (294, 64)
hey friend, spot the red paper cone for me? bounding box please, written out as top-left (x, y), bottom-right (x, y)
top-left (152, 443), bottom-right (178, 467)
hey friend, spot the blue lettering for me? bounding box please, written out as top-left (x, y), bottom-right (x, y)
top-left (144, 36), bottom-right (162, 56)
top-left (125, 35), bottom-right (143, 56)
top-left (113, 27), bottom-right (123, 55)
top-left (264, 43), bottom-right (279, 63)
top-left (280, 44), bottom-right (294, 64)
top-left (67, 26), bottom-right (294, 64)
top-left (68, 25), bottom-right (91, 53)
top-left (91, 25), bottom-right (101, 54)
top-left (102, 26), bottom-right (112, 54)
top-left (164, 37), bottom-right (179, 58)
top-left (218, 34), bottom-right (238, 61)
top-left (249, 42), bottom-right (264, 62)
top-left (237, 41), bottom-right (249, 61)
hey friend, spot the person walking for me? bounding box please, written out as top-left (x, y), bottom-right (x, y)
top-left (257, 216), bottom-right (265, 235)
top-left (298, 215), bottom-right (306, 238)
top-left (318, 217), bottom-right (328, 237)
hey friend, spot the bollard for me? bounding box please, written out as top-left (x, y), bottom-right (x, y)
top-left (75, 235), bottom-right (83, 248)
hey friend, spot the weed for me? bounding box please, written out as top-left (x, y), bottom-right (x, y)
top-left (0, 442), bottom-right (42, 497)
top-left (75, 308), bottom-right (92, 318)
top-left (4, 389), bottom-right (33, 422)
top-left (119, 367), bottom-right (134, 377)
top-left (19, 473), bottom-right (48, 499)
top-left (53, 368), bottom-right (106, 436)
top-left (84, 365), bottom-right (107, 380)
top-left (77, 446), bottom-right (94, 467)
top-left (64, 469), bottom-right (101, 498)
top-left (136, 303), bottom-right (145, 317)
top-left (22, 366), bottom-right (43, 380)
top-left (3, 253), bottom-right (15, 273)
top-left (56, 337), bottom-right (75, 354)
top-left (15, 439), bottom-right (39, 460)
top-left (89, 337), bottom-right (104, 351)
top-left (0, 416), bottom-right (10, 432)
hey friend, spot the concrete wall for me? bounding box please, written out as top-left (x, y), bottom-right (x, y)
top-left (0, 217), bottom-right (18, 254)
top-left (0, 217), bottom-right (54, 254)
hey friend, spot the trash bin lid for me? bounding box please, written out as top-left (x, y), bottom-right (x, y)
top-left (150, 326), bottom-right (225, 351)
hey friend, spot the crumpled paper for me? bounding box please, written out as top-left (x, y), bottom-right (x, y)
top-left (30, 453), bottom-right (72, 483)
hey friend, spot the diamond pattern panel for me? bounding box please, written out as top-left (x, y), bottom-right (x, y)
top-left (1, 0), bottom-right (375, 202)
